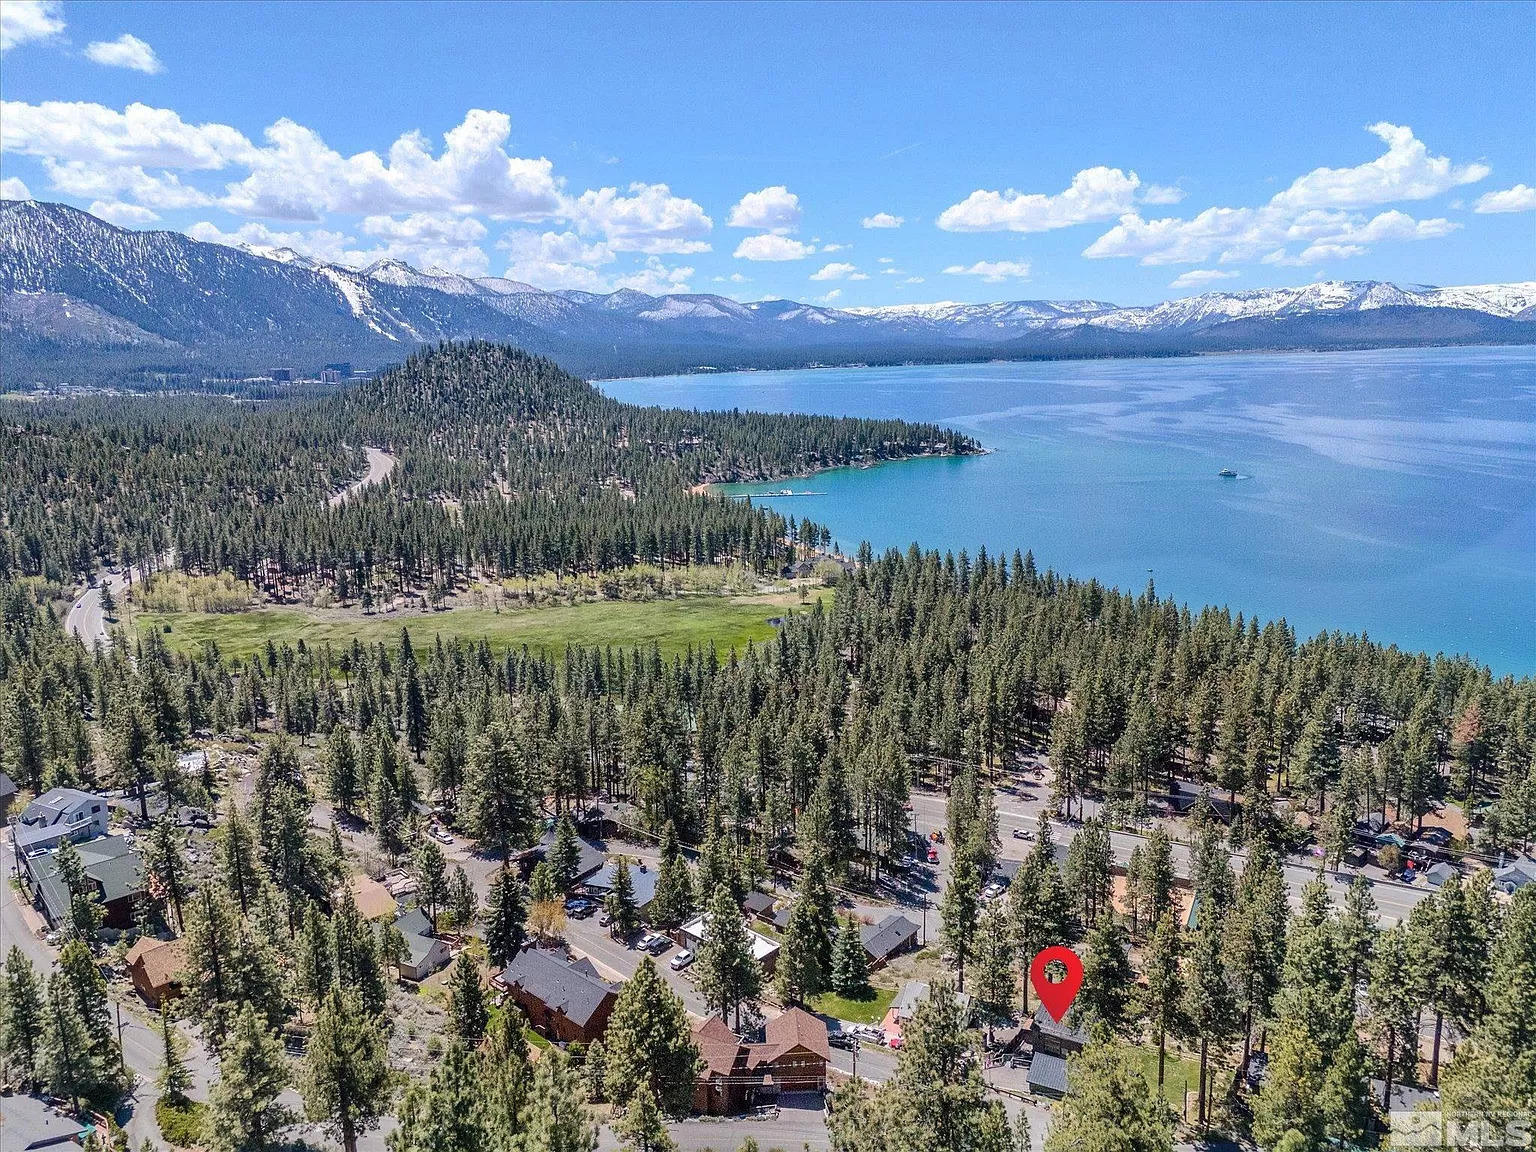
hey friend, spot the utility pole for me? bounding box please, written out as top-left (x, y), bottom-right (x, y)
top-left (851, 1037), bottom-right (859, 1082)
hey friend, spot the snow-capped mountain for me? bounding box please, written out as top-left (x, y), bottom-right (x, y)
top-left (2, 198), bottom-right (1531, 386)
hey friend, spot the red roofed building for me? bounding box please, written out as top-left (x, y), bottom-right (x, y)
top-left (690, 1007), bottom-right (829, 1114)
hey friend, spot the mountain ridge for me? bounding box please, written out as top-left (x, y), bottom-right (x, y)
top-left (2, 198), bottom-right (1531, 385)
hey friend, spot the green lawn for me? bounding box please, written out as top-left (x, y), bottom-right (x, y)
top-left (133, 591), bottom-right (825, 662)
top-left (810, 984), bottom-right (898, 1025)
top-left (1127, 1044), bottom-right (1206, 1114)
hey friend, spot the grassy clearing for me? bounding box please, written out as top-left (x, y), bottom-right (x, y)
top-left (133, 590), bottom-right (827, 662)
top-left (810, 983), bottom-right (898, 1025)
top-left (1126, 1044), bottom-right (1206, 1114)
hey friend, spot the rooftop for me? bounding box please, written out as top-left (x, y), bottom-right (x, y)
top-left (681, 912), bottom-right (780, 964)
top-left (499, 947), bottom-right (617, 1029)
top-left (30, 834), bottom-right (143, 925)
top-left (585, 862), bottom-right (659, 908)
top-left (860, 913), bottom-right (919, 961)
top-left (1027, 1051), bottom-right (1070, 1095)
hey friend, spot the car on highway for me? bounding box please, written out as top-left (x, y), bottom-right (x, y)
top-left (670, 949), bottom-right (695, 971)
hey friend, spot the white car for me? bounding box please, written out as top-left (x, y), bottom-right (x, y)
top-left (430, 826), bottom-right (454, 845)
top-left (670, 949), bottom-right (695, 971)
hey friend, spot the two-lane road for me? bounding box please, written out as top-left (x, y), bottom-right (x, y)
top-left (65, 569), bottom-right (129, 649)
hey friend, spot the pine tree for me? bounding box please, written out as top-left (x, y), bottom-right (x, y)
top-left (414, 838), bottom-right (449, 927)
top-left (41, 969), bottom-right (103, 1111)
top-left (448, 865), bottom-right (478, 930)
top-left (605, 857), bottom-right (640, 941)
top-left (615, 1084), bottom-right (674, 1152)
top-left (1079, 913), bottom-right (1132, 1033)
top-left (323, 725), bottom-right (361, 816)
top-left (221, 800), bottom-right (264, 917)
top-left (159, 1001), bottom-right (192, 1103)
top-left (649, 821), bottom-right (695, 929)
top-left (602, 958), bottom-right (701, 1117)
top-left (1181, 900), bottom-right (1238, 1126)
top-left (548, 816), bottom-right (582, 893)
top-left (484, 865), bottom-right (528, 969)
top-left (776, 891), bottom-right (828, 1006)
top-left (206, 1004), bottom-right (292, 1152)
top-left (1336, 874), bottom-right (1378, 991)
top-left (1364, 924), bottom-right (1419, 1110)
top-left (696, 882), bottom-right (762, 1029)
top-left (464, 722), bottom-right (535, 862)
top-left (301, 989), bottom-right (392, 1152)
top-left (971, 903), bottom-right (1017, 1016)
top-left (1138, 912), bottom-right (1184, 1092)
top-left (54, 838), bottom-right (106, 940)
top-left (447, 953), bottom-right (488, 1041)
top-left (144, 815), bottom-right (190, 931)
top-left (1224, 840), bottom-right (1288, 1070)
top-left (390, 1040), bottom-right (487, 1152)
top-left (939, 857), bottom-right (981, 991)
top-left (2, 946), bottom-right (44, 1084)
top-left (523, 1049), bottom-right (599, 1152)
top-left (1063, 817), bottom-right (1112, 930)
top-left (832, 915), bottom-right (870, 997)
top-left (1043, 1036), bottom-right (1173, 1152)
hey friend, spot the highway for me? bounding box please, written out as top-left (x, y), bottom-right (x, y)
top-left (64, 569), bottom-right (129, 649)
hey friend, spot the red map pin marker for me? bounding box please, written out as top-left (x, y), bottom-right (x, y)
top-left (1029, 945), bottom-right (1084, 1023)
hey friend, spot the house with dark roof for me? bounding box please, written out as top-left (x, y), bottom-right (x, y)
top-left (12, 787), bottom-right (110, 854)
top-left (860, 913), bottom-right (919, 968)
top-left (517, 828), bottom-right (606, 888)
top-left (496, 947), bottom-right (618, 1043)
top-left (394, 908), bottom-right (451, 982)
top-left (1494, 858), bottom-right (1536, 896)
top-left (0, 772), bottom-right (18, 822)
top-left (691, 1007), bottom-right (830, 1114)
top-left (584, 862), bottom-right (659, 915)
top-left (1027, 1051), bottom-right (1070, 1098)
top-left (25, 834), bottom-right (144, 931)
top-left (1029, 1004), bottom-right (1089, 1058)
top-left (741, 891), bottom-right (776, 925)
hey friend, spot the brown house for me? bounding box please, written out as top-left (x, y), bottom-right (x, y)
top-left (126, 937), bottom-right (187, 1006)
top-left (495, 947), bottom-right (618, 1044)
top-left (691, 1007), bottom-right (830, 1114)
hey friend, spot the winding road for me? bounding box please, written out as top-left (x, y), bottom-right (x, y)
top-left (64, 569), bottom-right (129, 649)
top-left (328, 446), bottom-right (396, 506)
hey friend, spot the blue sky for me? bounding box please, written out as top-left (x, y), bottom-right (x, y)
top-left (2, 0), bottom-right (1532, 306)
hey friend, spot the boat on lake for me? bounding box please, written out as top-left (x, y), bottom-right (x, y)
top-left (1218, 468), bottom-right (1239, 478)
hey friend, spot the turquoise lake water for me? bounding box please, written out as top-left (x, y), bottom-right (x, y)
top-left (602, 346), bottom-right (1536, 676)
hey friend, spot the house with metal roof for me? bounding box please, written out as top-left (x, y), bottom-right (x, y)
top-left (1029, 1004), bottom-right (1089, 1058)
top-left (495, 946), bottom-right (619, 1044)
top-left (680, 912), bottom-right (781, 974)
top-left (881, 979), bottom-right (971, 1047)
top-left (1026, 1051), bottom-right (1070, 1097)
top-left (25, 833), bottom-right (144, 931)
top-left (0, 1092), bottom-right (93, 1148)
top-left (1494, 858), bottom-right (1536, 896)
top-left (12, 787), bottom-right (110, 854)
top-left (860, 913), bottom-right (919, 968)
top-left (584, 861), bottom-right (660, 914)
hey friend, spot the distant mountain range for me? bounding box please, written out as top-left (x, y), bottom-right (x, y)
top-left (3, 198), bottom-right (1533, 386)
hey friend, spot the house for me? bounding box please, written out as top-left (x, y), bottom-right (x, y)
top-left (26, 834), bottom-right (144, 931)
top-left (1494, 858), bottom-right (1536, 896)
top-left (691, 1007), bottom-right (830, 1114)
top-left (0, 1092), bottom-right (93, 1147)
top-left (517, 827), bottom-right (606, 887)
top-left (12, 787), bottom-right (110, 854)
top-left (394, 908), bottom-right (451, 982)
top-left (741, 891), bottom-right (776, 925)
top-left (1027, 1051), bottom-right (1070, 1098)
top-left (860, 913), bottom-right (919, 968)
top-left (0, 771), bottom-right (17, 821)
top-left (679, 912), bottom-right (780, 975)
top-left (1418, 861), bottom-right (1459, 888)
top-left (1028, 1004), bottom-right (1088, 1058)
top-left (770, 906), bottom-right (792, 933)
top-left (339, 874), bottom-right (399, 921)
top-left (126, 937), bottom-right (187, 1005)
top-left (880, 980), bottom-right (971, 1047)
top-left (584, 862), bottom-right (659, 915)
top-left (495, 946), bottom-right (618, 1044)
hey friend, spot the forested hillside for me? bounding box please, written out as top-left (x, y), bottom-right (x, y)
top-left (1, 341), bottom-right (974, 592)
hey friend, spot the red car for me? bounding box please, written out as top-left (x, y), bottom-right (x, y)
top-left (927, 846), bottom-right (940, 863)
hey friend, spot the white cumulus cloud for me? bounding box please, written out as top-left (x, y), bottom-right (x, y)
top-left (1270, 122), bottom-right (1489, 210)
top-left (1169, 269), bottom-right (1239, 290)
top-left (90, 199), bottom-right (159, 225)
top-left (1, 0), bottom-right (63, 52)
top-left (938, 166), bottom-right (1141, 233)
top-left (734, 233), bottom-right (815, 261)
top-left (1474, 184), bottom-right (1536, 214)
top-left (85, 33), bottom-right (163, 74)
top-left (942, 260), bottom-right (1031, 282)
top-left (861, 212), bottom-right (903, 229)
top-left (1, 175), bottom-right (32, 200)
top-left (568, 182), bottom-right (712, 253)
top-left (727, 185), bottom-right (801, 233)
top-left (1141, 184), bottom-right (1185, 205)
top-left (809, 262), bottom-right (867, 281)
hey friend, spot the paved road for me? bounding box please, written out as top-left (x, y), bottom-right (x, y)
top-left (329, 446), bottom-right (396, 507)
top-left (597, 1097), bottom-right (832, 1152)
top-left (64, 569), bottom-right (129, 649)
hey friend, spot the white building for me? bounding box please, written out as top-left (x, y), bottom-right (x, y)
top-left (12, 787), bottom-right (110, 853)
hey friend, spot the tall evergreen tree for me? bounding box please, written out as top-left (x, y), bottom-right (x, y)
top-left (2, 946), bottom-right (44, 1084)
top-left (602, 958), bottom-right (701, 1117)
top-left (484, 865), bottom-right (528, 969)
top-left (447, 953), bottom-right (488, 1041)
top-left (1138, 912), bottom-right (1184, 1092)
top-left (1043, 1036), bottom-right (1174, 1152)
top-left (206, 1004), bottom-right (292, 1152)
top-left (832, 916), bottom-right (871, 997)
top-left (696, 882), bottom-right (762, 1028)
top-left (1078, 913), bottom-right (1133, 1033)
top-left (301, 989), bottom-right (392, 1152)
top-left (939, 857), bottom-right (981, 991)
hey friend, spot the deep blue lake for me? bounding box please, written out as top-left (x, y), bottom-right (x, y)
top-left (602, 346), bottom-right (1536, 676)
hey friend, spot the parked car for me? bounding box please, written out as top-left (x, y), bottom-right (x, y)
top-left (829, 1030), bottom-right (856, 1050)
top-left (670, 949), bottom-right (695, 971)
top-left (429, 826), bottom-right (454, 845)
top-left (639, 932), bottom-right (669, 953)
top-left (1011, 828), bottom-right (1033, 840)
top-left (927, 846), bottom-right (940, 863)
top-left (598, 909), bottom-right (613, 927)
top-left (564, 898), bottom-right (596, 918)
top-left (981, 883), bottom-right (1004, 901)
